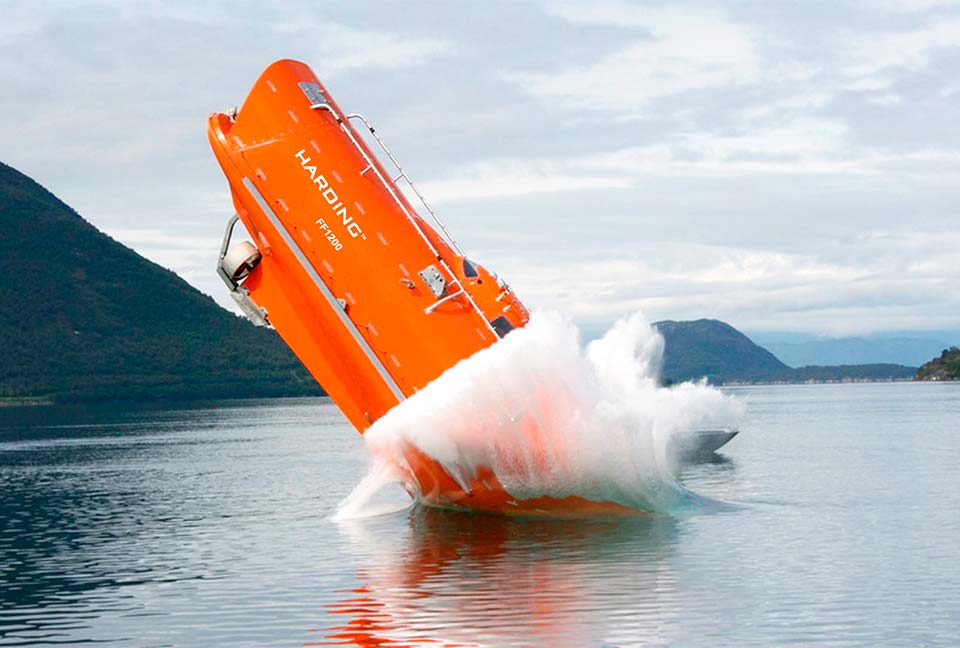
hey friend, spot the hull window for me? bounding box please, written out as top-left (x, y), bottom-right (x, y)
top-left (463, 258), bottom-right (479, 278)
top-left (489, 316), bottom-right (515, 338)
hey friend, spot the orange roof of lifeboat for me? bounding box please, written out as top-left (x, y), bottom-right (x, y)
top-left (208, 59), bottom-right (636, 516)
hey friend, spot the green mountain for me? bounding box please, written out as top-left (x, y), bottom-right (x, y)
top-left (0, 161), bottom-right (321, 402)
top-left (655, 319), bottom-right (916, 384)
top-left (655, 319), bottom-right (789, 384)
top-left (916, 347), bottom-right (960, 381)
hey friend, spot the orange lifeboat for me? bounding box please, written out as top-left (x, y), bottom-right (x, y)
top-left (208, 59), bottom-right (635, 516)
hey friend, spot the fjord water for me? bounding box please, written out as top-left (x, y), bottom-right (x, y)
top-left (1, 384), bottom-right (958, 646)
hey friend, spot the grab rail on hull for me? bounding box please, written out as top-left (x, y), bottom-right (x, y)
top-left (425, 287), bottom-right (466, 314)
top-left (297, 82), bottom-right (497, 337)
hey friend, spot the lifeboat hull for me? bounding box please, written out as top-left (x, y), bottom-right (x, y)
top-left (208, 59), bottom-right (634, 516)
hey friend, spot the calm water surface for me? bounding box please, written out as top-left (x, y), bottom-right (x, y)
top-left (1, 383), bottom-right (958, 646)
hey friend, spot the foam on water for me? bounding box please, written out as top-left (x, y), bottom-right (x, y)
top-left (335, 311), bottom-right (743, 519)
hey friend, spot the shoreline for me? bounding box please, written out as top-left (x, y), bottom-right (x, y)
top-left (0, 397), bottom-right (54, 408)
top-left (720, 377), bottom-right (921, 386)
top-left (0, 394), bottom-right (331, 409)
top-left (5, 379), bottom-right (955, 409)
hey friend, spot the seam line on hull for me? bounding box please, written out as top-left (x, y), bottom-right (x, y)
top-left (241, 176), bottom-right (406, 405)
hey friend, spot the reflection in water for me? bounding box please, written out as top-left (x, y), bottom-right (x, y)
top-left (323, 508), bottom-right (681, 648)
top-left (0, 411), bottom-right (234, 642)
top-left (0, 398), bottom-right (348, 645)
top-left (5, 387), bottom-right (959, 646)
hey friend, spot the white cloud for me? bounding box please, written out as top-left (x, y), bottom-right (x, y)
top-left (683, 118), bottom-right (847, 157)
top-left (2, 1), bottom-right (959, 336)
top-left (415, 160), bottom-right (632, 203)
top-left (844, 18), bottom-right (960, 76)
top-left (491, 237), bottom-right (960, 335)
top-left (872, 0), bottom-right (960, 13)
top-left (517, 6), bottom-right (758, 111)
top-left (742, 91), bottom-right (834, 119)
top-left (104, 228), bottom-right (220, 251)
top-left (420, 117), bottom-right (960, 188)
top-left (283, 23), bottom-right (452, 72)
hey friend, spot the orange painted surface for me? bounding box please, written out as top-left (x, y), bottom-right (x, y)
top-left (208, 59), bottom-right (634, 516)
top-left (400, 445), bottom-right (639, 517)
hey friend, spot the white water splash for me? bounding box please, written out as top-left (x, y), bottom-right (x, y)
top-left (335, 311), bottom-right (743, 518)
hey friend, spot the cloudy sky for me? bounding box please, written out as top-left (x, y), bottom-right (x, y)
top-left (2, 1), bottom-right (958, 336)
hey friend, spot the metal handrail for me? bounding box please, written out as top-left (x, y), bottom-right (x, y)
top-left (306, 96), bottom-right (497, 338)
top-left (345, 113), bottom-right (463, 256)
top-left (424, 287), bottom-right (466, 314)
top-left (217, 213), bottom-right (241, 288)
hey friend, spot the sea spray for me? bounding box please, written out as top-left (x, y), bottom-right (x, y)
top-left (335, 456), bottom-right (412, 520)
top-left (335, 311), bottom-right (743, 518)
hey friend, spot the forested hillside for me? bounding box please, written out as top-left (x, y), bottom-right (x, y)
top-left (916, 347), bottom-right (960, 381)
top-left (0, 161), bottom-right (321, 402)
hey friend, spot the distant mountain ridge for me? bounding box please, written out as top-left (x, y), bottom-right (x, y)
top-left (0, 160), bottom-right (322, 402)
top-left (752, 335), bottom-right (954, 368)
top-left (654, 320), bottom-right (916, 384)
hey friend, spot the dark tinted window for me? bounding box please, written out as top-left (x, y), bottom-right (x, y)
top-left (463, 258), bottom-right (479, 278)
top-left (490, 316), bottom-right (515, 338)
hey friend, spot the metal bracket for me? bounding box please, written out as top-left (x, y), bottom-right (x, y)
top-left (229, 286), bottom-right (271, 328)
top-left (418, 265), bottom-right (447, 298)
top-left (217, 214), bottom-right (271, 328)
top-left (298, 82), bottom-right (328, 106)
